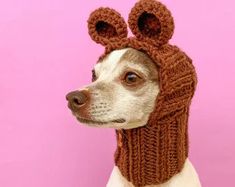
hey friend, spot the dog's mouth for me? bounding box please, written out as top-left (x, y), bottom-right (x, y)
top-left (76, 116), bottom-right (126, 125)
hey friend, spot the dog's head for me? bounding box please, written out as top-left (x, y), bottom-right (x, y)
top-left (66, 0), bottom-right (197, 130)
top-left (66, 48), bottom-right (160, 129)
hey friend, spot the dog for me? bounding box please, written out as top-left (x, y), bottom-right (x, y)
top-left (66, 48), bottom-right (201, 187)
top-left (67, 0), bottom-right (202, 186)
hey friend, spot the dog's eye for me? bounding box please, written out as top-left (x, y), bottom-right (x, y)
top-left (92, 69), bottom-right (97, 82)
top-left (124, 72), bottom-right (140, 84)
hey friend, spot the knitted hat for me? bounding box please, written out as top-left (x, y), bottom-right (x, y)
top-left (87, 0), bottom-right (197, 186)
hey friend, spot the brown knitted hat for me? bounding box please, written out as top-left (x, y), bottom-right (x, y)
top-left (87, 0), bottom-right (197, 186)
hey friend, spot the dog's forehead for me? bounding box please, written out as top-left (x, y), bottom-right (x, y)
top-left (94, 48), bottom-right (129, 76)
top-left (94, 48), bottom-right (157, 78)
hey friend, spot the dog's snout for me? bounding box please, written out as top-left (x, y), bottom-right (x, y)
top-left (66, 90), bottom-right (89, 109)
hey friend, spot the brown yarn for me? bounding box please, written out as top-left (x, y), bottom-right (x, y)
top-left (88, 7), bottom-right (128, 46)
top-left (87, 0), bottom-right (197, 186)
top-left (128, 0), bottom-right (174, 47)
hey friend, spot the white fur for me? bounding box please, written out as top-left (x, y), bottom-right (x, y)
top-left (86, 48), bottom-right (159, 129)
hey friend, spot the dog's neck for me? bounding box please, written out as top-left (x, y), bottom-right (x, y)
top-left (114, 111), bottom-right (189, 187)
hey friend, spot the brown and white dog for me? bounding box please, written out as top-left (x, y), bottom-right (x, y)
top-left (66, 48), bottom-right (201, 187)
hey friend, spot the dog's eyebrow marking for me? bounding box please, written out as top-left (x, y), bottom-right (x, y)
top-left (119, 48), bottom-right (159, 80)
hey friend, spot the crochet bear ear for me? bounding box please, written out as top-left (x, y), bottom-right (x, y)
top-left (128, 0), bottom-right (174, 47)
top-left (88, 8), bottom-right (128, 46)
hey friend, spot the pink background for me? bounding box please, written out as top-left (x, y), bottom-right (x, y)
top-left (0, 0), bottom-right (234, 186)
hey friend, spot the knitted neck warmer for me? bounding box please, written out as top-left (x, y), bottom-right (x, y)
top-left (87, 0), bottom-right (197, 186)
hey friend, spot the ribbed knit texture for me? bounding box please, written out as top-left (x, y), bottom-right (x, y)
top-left (87, 0), bottom-right (197, 186)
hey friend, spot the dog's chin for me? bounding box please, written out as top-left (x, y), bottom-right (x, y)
top-left (75, 115), bottom-right (149, 130)
top-left (75, 116), bottom-right (126, 129)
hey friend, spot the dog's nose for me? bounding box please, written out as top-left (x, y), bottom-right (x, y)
top-left (66, 90), bottom-right (89, 109)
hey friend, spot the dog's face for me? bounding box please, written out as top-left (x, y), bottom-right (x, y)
top-left (66, 48), bottom-right (160, 129)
